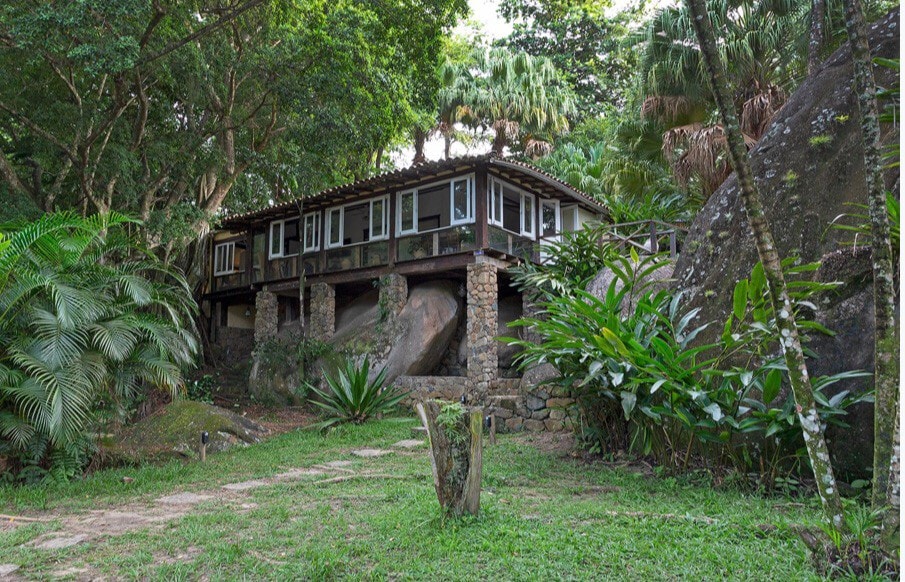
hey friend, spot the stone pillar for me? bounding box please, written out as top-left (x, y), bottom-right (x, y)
top-left (310, 282), bottom-right (336, 341)
top-left (521, 292), bottom-right (542, 345)
top-left (253, 291), bottom-right (278, 347)
top-left (467, 259), bottom-right (498, 403)
top-left (379, 273), bottom-right (408, 320)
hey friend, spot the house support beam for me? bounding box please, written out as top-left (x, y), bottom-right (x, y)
top-left (521, 292), bottom-right (542, 345)
top-left (310, 282), bottom-right (336, 341)
top-left (466, 257), bottom-right (499, 403)
top-left (253, 290), bottom-right (278, 347)
top-left (379, 273), bottom-right (408, 320)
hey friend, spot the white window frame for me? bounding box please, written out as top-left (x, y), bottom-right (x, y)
top-left (325, 207), bottom-right (343, 249)
top-left (302, 211), bottom-right (321, 253)
top-left (268, 217), bottom-right (300, 259)
top-left (450, 177), bottom-right (474, 226)
top-left (520, 191), bottom-right (536, 238)
top-left (397, 189), bottom-right (417, 235)
top-left (326, 196), bottom-right (392, 249)
top-left (370, 195), bottom-right (390, 241)
top-left (488, 176), bottom-right (537, 238)
top-left (397, 174), bottom-right (475, 235)
top-left (488, 178), bottom-right (504, 227)
top-left (540, 199), bottom-right (561, 238)
top-left (213, 241), bottom-right (236, 276)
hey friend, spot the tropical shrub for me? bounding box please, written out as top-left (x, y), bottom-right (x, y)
top-left (0, 212), bottom-right (198, 482)
top-left (307, 356), bottom-right (403, 430)
top-left (507, 253), bottom-right (870, 488)
top-left (510, 225), bottom-right (622, 301)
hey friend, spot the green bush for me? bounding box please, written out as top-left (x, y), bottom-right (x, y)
top-left (306, 356), bottom-right (404, 431)
top-left (506, 253), bottom-right (869, 488)
top-left (0, 212), bottom-right (198, 482)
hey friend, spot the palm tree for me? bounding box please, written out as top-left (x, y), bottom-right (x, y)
top-left (841, 0), bottom-right (899, 539)
top-left (0, 212), bottom-right (198, 478)
top-left (639, 0), bottom-right (807, 197)
top-left (439, 48), bottom-right (576, 156)
top-left (685, 0), bottom-right (845, 533)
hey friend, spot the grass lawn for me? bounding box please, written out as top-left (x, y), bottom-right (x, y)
top-left (0, 416), bottom-right (825, 580)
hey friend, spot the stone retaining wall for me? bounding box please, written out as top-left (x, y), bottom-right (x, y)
top-left (395, 375), bottom-right (575, 433)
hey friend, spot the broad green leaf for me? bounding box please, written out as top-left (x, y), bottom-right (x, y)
top-left (732, 279), bottom-right (748, 320)
top-left (762, 368), bottom-right (782, 404)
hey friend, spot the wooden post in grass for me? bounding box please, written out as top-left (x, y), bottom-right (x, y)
top-left (416, 400), bottom-right (483, 517)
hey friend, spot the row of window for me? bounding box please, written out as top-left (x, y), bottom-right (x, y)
top-left (213, 175), bottom-right (576, 276)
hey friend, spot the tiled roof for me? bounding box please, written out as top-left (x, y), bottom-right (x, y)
top-left (219, 154), bottom-right (605, 228)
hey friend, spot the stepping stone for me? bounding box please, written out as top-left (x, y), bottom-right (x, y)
top-left (351, 449), bottom-right (393, 458)
top-left (411, 426), bottom-right (428, 435)
top-left (221, 480), bottom-right (268, 492)
top-left (321, 460), bottom-right (354, 468)
top-left (392, 439), bottom-right (425, 449)
top-left (156, 492), bottom-right (213, 505)
top-left (0, 564), bottom-right (20, 575)
top-left (274, 468), bottom-right (326, 480)
top-left (33, 534), bottom-right (88, 550)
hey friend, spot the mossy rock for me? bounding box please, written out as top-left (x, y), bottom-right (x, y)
top-left (109, 400), bottom-right (269, 462)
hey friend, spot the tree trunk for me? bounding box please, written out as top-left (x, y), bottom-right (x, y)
top-left (686, 0), bottom-right (845, 533)
top-left (416, 400), bottom-right (483, 517)
top-left (882, 415), bottom-right (899, 549)
top-left (808, 0), bottom-right (826, 75)
top-left (842, 0), bottom-right (900, 518)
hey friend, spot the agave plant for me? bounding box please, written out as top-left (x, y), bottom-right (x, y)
top-left (307, 356), bottom-right (403, 430)
top-left (0, 212), bottom-right (198, 479)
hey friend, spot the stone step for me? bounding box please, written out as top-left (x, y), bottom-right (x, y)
top-left (411, 426), bottom-right (428, 435)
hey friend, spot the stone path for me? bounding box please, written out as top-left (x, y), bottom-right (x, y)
top-left (6, 443), bottom-right (428, 578)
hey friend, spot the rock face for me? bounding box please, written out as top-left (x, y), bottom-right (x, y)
top-left (111, 400), bottom-right (269, 461)
top-left (332, 280), bottom-right (463, 385)
top-left (672, 9), bottom-right (899, 479)
top-left (586, 261), bottom-right (674, 316)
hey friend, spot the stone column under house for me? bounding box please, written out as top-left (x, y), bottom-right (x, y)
top-left (310, 282), bottom-right (336, 342)
top-left (466, 259), bottom-right (499, 404)
top-left (521, 292), bottom-right (542, 345)
top-left (253, 291), bottom-right (278, 348)
top-left (379, 273), bottom-right (408, 321)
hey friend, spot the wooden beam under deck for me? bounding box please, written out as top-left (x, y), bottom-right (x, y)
top-left (204, 251), bottom-right (519, 299)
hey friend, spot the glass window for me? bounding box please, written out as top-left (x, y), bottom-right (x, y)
top-left (399, 191), bottom-right (416, 234)
top-left (327, 208), bottom-right (342, 247)
top-left (452, 179), bottom-right (470, 223)
top-left (269, 218), bottom-right (300, 258)
top-left (214, 242), bottom-right (238, 276)
top-left (541, 200), bottom-right (559, 237)
top-left (269, 222), bottom-right (282, 257)
top-left (417, 184), bottom-right (450, 232)
top-left (502, 185), bottom-right (520, 233)
top-left (283, 219), bottom-right (300, 256)
top-left (522, 193), bottom-right (535, 237)
top-left (488, 180), bottom-right (503, 226)
top-left (303, 212), bottom-right (320, 252)
top-left (371, 197), bottom-right (387, 240)
top-left (343, 202), bottom-right (369, 245)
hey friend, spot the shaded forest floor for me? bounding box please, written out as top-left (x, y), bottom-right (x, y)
top-left (0, 417), bottom-right (826, 580)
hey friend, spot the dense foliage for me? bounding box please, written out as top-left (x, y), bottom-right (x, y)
top-left (507, 252), bottom-right (870, 489)
top-left (0, 0), bottom-right (467, 251)
top-left (0, 213), bottom-right (198, 481)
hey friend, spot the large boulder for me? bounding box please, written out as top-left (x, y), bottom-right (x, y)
top-left (332, 280), bottom-right (462, 384)
top-left (586, 261), bottom-right (674, 316)
top-left (672, 9), bottom-right (899, 479)
top-left (110, 400), bottom-right (269, 462)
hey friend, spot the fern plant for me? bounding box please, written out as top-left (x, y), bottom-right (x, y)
top-left (307, 356), bottom-right (403, 431)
